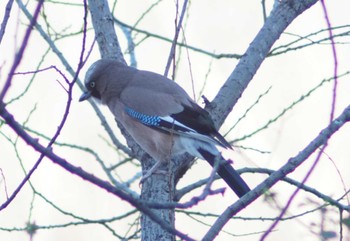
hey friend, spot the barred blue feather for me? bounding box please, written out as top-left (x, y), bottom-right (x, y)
top-left (125, 107), bottom-right (161, 126)
top-left (125, 107), bottom-right (198, 133)
top-left (124, 106), bottom-right (227, 148)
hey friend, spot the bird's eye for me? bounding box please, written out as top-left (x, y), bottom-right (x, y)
top-left (89, 81), bottom-right (96, 88)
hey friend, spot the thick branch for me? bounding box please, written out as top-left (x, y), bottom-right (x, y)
top-left (88, 0), bottom-right (124, 61)
top-left (209, 0), bottom-right (319, 127)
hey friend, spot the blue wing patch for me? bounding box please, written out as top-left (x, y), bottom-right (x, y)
top-left (125, 107), bottom-right (195, 132)
top-left (124, 107), bottom-right (225, 148)
top-left (125, 107), bottom-right (161, 126)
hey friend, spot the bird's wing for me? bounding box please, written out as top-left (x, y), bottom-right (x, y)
top-left (120, 70), bottom-right (191, 116)
top-left (119, 70), bottom-right (231, 148)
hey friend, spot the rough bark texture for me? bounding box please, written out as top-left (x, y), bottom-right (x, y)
top-left (141, 157), bottom-right (175, 241)
top-left (88, 0), bottom-right (125, 61)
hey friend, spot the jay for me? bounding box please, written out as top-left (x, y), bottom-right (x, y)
top-left (79, 59), bottom-right (250, 197)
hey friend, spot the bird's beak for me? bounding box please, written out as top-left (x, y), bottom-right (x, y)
top-left (79, 90), bottom-right (92, 102)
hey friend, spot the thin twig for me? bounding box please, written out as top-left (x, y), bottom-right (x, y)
top-left (203, 103), bottom-right (350, 241)
top-left (0, 0), bottom-right (14, 44)
top-left (0, 0), bottom-right (44, 101)
top-left (164, 0), bottom-right (189, 77)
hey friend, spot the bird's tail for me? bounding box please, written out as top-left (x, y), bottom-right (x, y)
top-left (198, 148), bottom-right (250, 198)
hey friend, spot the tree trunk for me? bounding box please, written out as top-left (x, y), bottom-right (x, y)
top-left (141, 157), bottom-right (175, 241)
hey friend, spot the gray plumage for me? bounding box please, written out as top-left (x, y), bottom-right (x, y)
top-left (79, 59), bottom-right (250, 197)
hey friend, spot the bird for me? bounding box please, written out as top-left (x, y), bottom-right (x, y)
top-left (79, 58), bottom-right (250, 197)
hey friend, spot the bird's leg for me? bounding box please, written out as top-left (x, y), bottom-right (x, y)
top-left (140, 160), bottom-right (167, 184)
top-left (140, 136), bottom-right (174, 184)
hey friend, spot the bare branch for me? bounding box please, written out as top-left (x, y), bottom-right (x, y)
top-left (203, 103), bottom-right (350, 241)
top-left (0, 104), bottom-right (196, 241)
top-left (0, 0), bottom-right (44, 101)
top-left (0, 0), bottom-right (14, 44)
top-left (209, 0), bottom-right (319, 127)
top-left (164, 0), bottom-right (189, 78)
top-left (16, 0), bottom-right (132, 157)
top-left (88, 0), bottom-right (125, 61)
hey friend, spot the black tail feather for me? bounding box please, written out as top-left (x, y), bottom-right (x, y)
top-left (198, 148), bottom-right (250, 198)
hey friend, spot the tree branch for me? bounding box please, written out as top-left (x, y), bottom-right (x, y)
top-left (209, 0), bottom-right (319, 127)
top-left (88, 0), bottom-right (124, 61)
top-left (203, 103), bottom-right (350, 241)
top-left (0, 104), bottom-right (195, 241)
top-left (0, 0), bottom-right (44, 101)
top-left (0, 0), bottom-right (14, 44)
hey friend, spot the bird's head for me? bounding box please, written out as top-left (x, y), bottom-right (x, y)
top-left (79, 59), bottom-right (132, 103)
top-left (79, 60), bottom-right (107, 102)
